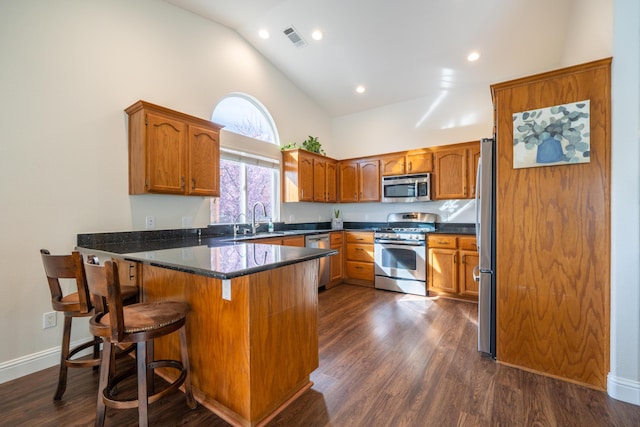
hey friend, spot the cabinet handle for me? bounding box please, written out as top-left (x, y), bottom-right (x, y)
top-left (454, 254), bottom-right (457, 263)
top-left (461, 254), bottom-right (466, 264)
top-left (356, 248), bottom-right (363, 251)
top-left (128, 264), bottom-right (135, 280)
top-left (181, 176), bottom-right (185, 190)
top-left (192, 178), bottom-right (196, 190)
top-left (408, 161), bottom-right (412, 171)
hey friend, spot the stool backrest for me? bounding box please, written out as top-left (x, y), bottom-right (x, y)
top-left (84, 259), bottom-right (125, 342)
top-left (40, 249), bottom-right (92, 314)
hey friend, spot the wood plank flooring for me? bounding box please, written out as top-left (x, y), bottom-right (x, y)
top-left (2, 284), bottom-right (639, 426)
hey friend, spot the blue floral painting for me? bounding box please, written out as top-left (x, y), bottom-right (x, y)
top-left (513, 100), bottom-right (590, 169)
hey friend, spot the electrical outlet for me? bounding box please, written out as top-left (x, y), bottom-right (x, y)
top-left (43, 312), bottom-right (57, 329)
top-left (222, 279), bottom-right (231, 301)
top-left (145, 215), bottom-right (155, 229)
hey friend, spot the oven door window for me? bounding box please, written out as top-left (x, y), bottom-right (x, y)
top-left (381, 247), bottom-right (417, 270)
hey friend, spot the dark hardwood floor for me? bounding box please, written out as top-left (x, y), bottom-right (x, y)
top-left (2, 284), bottom-right (639, 426)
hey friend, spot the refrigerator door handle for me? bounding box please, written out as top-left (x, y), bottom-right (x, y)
top-left (475, 158), bottom-right (482, 251)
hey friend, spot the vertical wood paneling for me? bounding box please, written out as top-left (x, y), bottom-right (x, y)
top-left (141, 259), bottom-right (320, 424)
top-left (491, 58), bottom-right (611, 389)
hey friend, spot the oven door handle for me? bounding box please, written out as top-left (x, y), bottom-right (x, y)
top-left (374, 239), bottom-right (425, 246)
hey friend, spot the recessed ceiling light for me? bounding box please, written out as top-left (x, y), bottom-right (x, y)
top-left (356, 85), bottom-right (366, 94)
top-left (467, 51), bottom-right (480, 62)
top-left (258, 29), bottom-right (270, 39)
top-left (311, 30), bottom-right (323, 41)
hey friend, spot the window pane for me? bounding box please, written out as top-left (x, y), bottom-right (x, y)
top-left (212, 95), bottom-right (277, 144)
top-left (246, 164), bottom-right (274, 222)
top-left (212, 159), bottom-right (278, 224)
top-left (215, 159), bottom-right (242, 224)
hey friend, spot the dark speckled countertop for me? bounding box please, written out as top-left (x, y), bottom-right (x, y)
top-left (76, 221), bottom-right (473, 279)
top-left (77, 228), bottom-right (336, 280)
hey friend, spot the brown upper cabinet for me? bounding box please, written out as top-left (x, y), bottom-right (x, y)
top-left (126, 100), bottom-right (221, 196)
top-left (338, 158), bottom-right (380, 202)
top-left (282, 149), bottom-right (338, 202)
top-left (432, 141), bottom-right (480, 200)
top-left (381, 149), bottom-right (433, 176)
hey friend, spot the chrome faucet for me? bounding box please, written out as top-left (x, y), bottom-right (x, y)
top-left (251, 202), bottom-right (267, 234)
top-left (233, 213), bottom-right (246, 239)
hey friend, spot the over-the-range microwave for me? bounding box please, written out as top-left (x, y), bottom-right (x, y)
top-left (381, 173), bottom-right (431, 203)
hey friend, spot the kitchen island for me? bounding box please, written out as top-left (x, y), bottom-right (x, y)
top-left (78, 238), bottom-right (335, 427)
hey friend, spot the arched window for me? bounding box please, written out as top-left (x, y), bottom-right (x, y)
top-left (212, 93), bottom-right (279, 144)
top-left (210, 93), bottom-right (281, 225)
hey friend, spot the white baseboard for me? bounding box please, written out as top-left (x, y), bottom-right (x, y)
top-left (608, 372), bottom-right (640, 405)
top-left (0, 337), bottom-right (94, 385)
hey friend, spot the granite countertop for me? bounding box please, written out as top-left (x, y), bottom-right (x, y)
top-left (78, 236), bottom-right (336, 280)
top-left (121, 243), bottom-right (335, 280)
top-left (76, 221), bottom-right (474, 279)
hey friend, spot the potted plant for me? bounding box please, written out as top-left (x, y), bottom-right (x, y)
top-left (331, 208), bottom-right (343, 230)
top-left (281, 135), bottom-right (326, 155)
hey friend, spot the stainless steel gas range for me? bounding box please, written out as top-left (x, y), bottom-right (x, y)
top-left (374, 212), bottom-right (437, 296)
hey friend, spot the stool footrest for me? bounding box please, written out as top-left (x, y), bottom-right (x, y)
top-left (102, 359), bottom-right (188, 410)
top-left (64, 337), bottom-right (101, 368)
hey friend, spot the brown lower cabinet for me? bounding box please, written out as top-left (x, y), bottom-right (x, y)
top-left (343, 231), bottom-right (374, 286)
top-left (427, 234), bottom-right (478, 301)
top-left (328, 231), bottom-right (344, 288)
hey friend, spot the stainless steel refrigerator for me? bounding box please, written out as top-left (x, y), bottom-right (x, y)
top-left (474, 137), bottom-right (496, 357)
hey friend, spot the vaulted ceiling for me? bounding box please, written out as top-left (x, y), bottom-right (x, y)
top-left (165, 0), bottom-right (575, 117)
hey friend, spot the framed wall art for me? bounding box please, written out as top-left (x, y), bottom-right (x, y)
top-left (512, 99), bottom-right (590, 169)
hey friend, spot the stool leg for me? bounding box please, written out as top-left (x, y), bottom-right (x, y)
top-left (146, 340), bottom-right (154, 395)
top-left (137, 341), bottom-right (149, 427)
top-left (179, 326), bottom-right (196, 409)
top-left (54, 315), bottom-right (72, 400)
top-left (95, 340), bottom-right (111, 427)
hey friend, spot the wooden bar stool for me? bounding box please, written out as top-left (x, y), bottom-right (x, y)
top-left (84, 259), bottom-right (196, 427)
top-left (40, 249), bottom-right (99, 400)
top-left (40, 249), bottom-right (139, 401)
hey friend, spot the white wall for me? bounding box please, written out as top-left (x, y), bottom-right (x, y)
top-left (608, 0), bottom-right (640, 405)
top-left (0, 0), bottom-right (331, 376)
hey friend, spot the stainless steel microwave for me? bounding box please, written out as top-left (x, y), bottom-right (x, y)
top-left (381, 173), bottom-right (431, 203)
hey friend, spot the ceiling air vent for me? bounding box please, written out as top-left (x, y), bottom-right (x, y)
top-left (283, 26), bottom-right (307, 48)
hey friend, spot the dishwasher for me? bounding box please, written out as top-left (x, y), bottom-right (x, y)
top-left (305, 233), bottom-right (330, 287)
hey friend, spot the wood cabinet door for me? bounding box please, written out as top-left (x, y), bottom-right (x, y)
top-left (188, 124), bottom-right (219, 196)
top-left (114, 259), bottom-right (139, 288)
top-left (434, 148), bottom-right (467, 199)
top-left (428, 248), bottom-right (458, 293)
top-left (282, 235), bottom-right (305, 247)
top-left (358, 159), bottom-right (380, 202)
top-left (313, 159), bottom-right (327, 201)
top-left (467, 144), bottom-right (481, 199)
top-left (381, 155), bottom-right (405, 176)
top-left (339, 161), bottom-right (359, 202)
top-left (459, 250), bottom-right (479, 297)
top-left (407, 151), bottom-right (433, 173)
top-left (329, 243), bottom-right (343, 284)
top-left (325, 160), bottom-right (337, 203)
top-left (298, 152), bottom-right (314, 202)
top-left (146, 112), bottom-right (186, 194)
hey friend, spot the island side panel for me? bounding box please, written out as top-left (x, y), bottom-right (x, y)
top-left (140, 264), bottom-right (253, 421)
top-left (249, 259), bottom-right (320, 421)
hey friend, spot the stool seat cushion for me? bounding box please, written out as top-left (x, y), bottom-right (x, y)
top-left (97, 301), bottom-right (189, 334)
